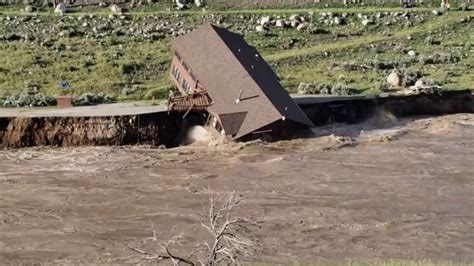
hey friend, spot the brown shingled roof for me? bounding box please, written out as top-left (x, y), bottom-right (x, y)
top-left (172, 24), bottom-right (314, 139)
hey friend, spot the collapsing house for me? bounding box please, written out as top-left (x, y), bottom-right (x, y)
top-left (167, 24), bottom-right (314, 140)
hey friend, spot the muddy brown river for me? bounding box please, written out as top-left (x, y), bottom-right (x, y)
top-left (0, 114), bottom-right (473, 263)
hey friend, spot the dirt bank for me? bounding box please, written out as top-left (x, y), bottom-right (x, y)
top-left (300, 90), bottom-right (474, 125)
top-left (0, 114), bottom-right (473, 264)
top-left (1, 91), bottom-right (473, 148)
top-left (0, 113), bottom-right (191, 148)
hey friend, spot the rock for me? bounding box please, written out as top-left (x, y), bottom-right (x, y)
top-left (414, 79), bottom-right (425, 88)
top-left (290, 20), bottom-right (299, 28)
top-left (195, 0), bottom-right (204, 7)
top-left (110, 4), bottom-right (122, 14)
top-left (255, 25), bottom-right (266, 34)
top-left (296, 22), bottom-right (309, 31)
top-left (176, 0), bottom-right (187, 10)
top-left (361, 19), bottom-right (374, 26)
top-left (275, 19), bottom-right (286, 28)
top-left (289, 14), bottom-right (301, 22)
top-left (55, 3), bottom-right (66, 16)
top-left (387, 72), bottom-right (401, 87)
top-left (407, 50), bottom-right (416, 57)
top-left (24, 5), bottom-right (35, 13)
top-left (260, 16), bottom-right (271, 26)
top-left (333, 16), bottom-right (342, 25)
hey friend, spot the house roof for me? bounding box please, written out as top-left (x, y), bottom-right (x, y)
top-left (172, 24), bottom-right (314, 139)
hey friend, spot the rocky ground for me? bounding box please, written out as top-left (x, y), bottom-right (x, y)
top-left (0, 5), bottom-right (472, 106)
top-left (0, 113), bottom-right (473, 263)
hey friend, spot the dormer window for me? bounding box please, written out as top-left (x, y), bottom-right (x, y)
top-left (182, 79), bottom-right (192, 94)
top-left (172, 64), bottom-right (182, 83)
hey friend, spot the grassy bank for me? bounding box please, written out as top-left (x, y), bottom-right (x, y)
top-left (0, 7), bottom-right (472, 103)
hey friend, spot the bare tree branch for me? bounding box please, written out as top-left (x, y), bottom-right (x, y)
top-left (127, 191), bottom-right (258, 265)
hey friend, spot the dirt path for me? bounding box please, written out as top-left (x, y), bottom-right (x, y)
top-left (0, 114), bottom-right (473, 263)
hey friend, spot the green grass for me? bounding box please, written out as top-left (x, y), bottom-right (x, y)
top-left (0, 38), bottom-right (172, 99)
top-left (264, 12), bottom-right (471, 61)
top-left (0, 8), bottom-right (472, 100)
top-left (270, 12), bottom-right (472, 92)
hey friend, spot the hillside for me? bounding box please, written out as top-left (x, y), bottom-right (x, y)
top-left (0, 5), bottom-right (472, 104)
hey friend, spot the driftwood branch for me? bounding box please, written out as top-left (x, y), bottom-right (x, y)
top-left (127, 191), bottom-right (258, 265)
top-left (198, 191), bottom-right (258, 265)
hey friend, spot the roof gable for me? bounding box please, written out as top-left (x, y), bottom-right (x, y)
top-left (220, 112), bottom-right (247, 136)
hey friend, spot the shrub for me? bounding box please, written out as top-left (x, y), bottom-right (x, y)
top-left (72, 92), bottom-right (116, 106)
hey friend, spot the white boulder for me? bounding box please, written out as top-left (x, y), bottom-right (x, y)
top-left (195, 0), bottom-right (204, 7)
top-left (290, 20), bottom-right (299, 28)
top-left (260, 16), bottom-right (271, 26)
top-left (289, 14), bottom-right (301, 22)
top-left (24, 5), bottom-right (34, 13)
top-left (361, 19), bottom-right (374, 26)
top-left (414, 79), bottom-right (425, 88)
top-left (296, 22), bottom-right (309, 31)
top-left (387, 72), bottom-right (401, 87)
top-left (176, 0), bottom-right (186, 9)
top-left (275, 19), bottom-right (286, 28)
top-left (54, 3), bottom-right (66, 16)
top-left (110, 4), bottom-right (122, 14)
top-left (255, 25), bottom-right (266, 34)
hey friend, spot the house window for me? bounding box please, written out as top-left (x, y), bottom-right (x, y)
top-left (182, 79), bottom-right (191, 94)
top-left (172, 64), bottom-right (181, 82)
top-left (172, 65), bottom-right (178, 77)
